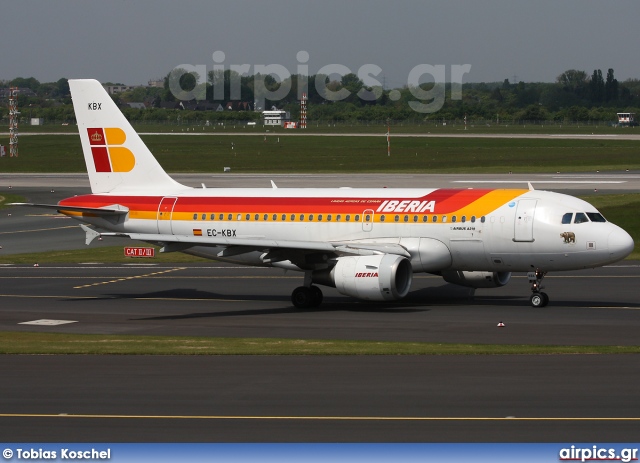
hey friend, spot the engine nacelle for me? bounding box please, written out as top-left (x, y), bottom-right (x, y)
top-left (313, 254), bottom-right (413, 301)
top-left (441, 270), bottom-right (511, 288)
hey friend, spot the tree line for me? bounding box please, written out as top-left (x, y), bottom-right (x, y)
top-left (2, 68), bottom-right (639, 124)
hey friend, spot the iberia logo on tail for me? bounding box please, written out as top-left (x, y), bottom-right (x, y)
top-left (87, 128), bottom-right (135, 172)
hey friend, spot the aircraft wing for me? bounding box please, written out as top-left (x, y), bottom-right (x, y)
top-left (84, 228), bottom-right (411, 259)
top-left (8, 203), bottom-right (129, 217)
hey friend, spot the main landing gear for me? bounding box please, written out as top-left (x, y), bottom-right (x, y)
top-left (291, 271), bottom-right (324, 309)
top-left (527, 269), bottom-right (549, 307)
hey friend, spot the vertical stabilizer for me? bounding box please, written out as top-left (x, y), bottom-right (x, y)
top-left (69, 79), bottom-right (184, 194)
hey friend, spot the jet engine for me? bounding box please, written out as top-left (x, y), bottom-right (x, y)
top-left (441, 270), bottom-right (511, 288)
top-left (313, 254), bottom-right (413, 301)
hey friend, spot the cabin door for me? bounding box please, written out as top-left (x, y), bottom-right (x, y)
top-left (157, 197), bottom-right (178, 235)
top-left (514, 199), bottom-right (537, 242)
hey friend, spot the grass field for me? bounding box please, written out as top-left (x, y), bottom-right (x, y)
top-left (1, 332), bottom-right (639, 355)
top-left (0, 133), bottom-right (639, 174)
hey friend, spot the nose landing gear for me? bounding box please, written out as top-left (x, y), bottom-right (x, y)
top-left (527, 269), bottom-right (549, 307)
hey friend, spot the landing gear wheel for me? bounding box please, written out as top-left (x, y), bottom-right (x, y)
top-left (530, 292), bottom-right (549, 308)
top-left (292, 286), bottom-right (324, 309)
top-left (310, 285), bottom-right (323, 307)
top-left (540, 292), bottom-right (549, 307)
top-left (291, 286), bottom-right (312, 309)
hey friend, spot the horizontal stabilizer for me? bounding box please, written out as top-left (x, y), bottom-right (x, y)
top-left (8, 203), bottom-right (129, 216)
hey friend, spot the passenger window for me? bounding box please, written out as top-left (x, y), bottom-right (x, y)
top-left (442, 216), bottom-right (447, 223)
top-left (562, 213), bottom-right (573, 224)
top-left (481, 216), bottom-right (486, 223)
top-left (273, 214), bottom-right (277, 221)
top-left (452, 216), bottom-right (457, 223)
top-left (461, 216), bottom-right (466, 223)
top-left (309, 214), bottom-right (314, 221)
top-left (365, 215), bottom-right (371, 222)
top-left (327, 214), bottom-right (332, 221)
top-left (210, 214), bottom-right (215, 220)
top-left (228, 213), bottom-right (232, 221)
top-left (193, 214), bottom-right (198, 220)
top-left (246, 214), bottom-right (250, 221)
top-left (291, 214), bottom-right (295, 221)
top-left (337, 215), bottom-right (341, 221)
top-left (219, 213), bottom-right (224, 220)
top-left (432, 216), bottom-right (438, 223)
top-left (471, 216), bottom-right (476, 223)
top-left (380, 215), bottom-right (385, 222)
top-left (318, 214), bottom-right (323, 221)
top-left (423, 216), bottom-right (428, 222)
top-left (355, 215), bottom-right (360, 221)
top-left (346, 215), bottom-right (351, 222)
top-left (574, 212), bottom-right (589, 224)
top-left (202, 214), bottom-right (206, 220)
top-left (263, 214), bottom-right (268, 221)
top-left (413, 215), bottom-right (418, 222)
top-left (282, 214), bottom-right (286, 221)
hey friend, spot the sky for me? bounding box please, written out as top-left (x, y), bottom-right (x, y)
top-left (2, 0), bottom-right (640, 87)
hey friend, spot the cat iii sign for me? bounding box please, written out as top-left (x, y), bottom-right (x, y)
top-left (124, 247), bottom-right (155, 258)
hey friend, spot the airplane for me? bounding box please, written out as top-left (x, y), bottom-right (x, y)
top-left (11, 79), bottom-right (635, 308)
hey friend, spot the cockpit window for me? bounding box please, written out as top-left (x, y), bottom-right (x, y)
top-left (586, 212), bottom-right (606, 223)
top-left (562, 213), bottom-right (573, 224)
top-left (574, 212), bottom-right (589, 224)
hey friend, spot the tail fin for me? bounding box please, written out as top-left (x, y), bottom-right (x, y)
top-left (69, 79), bottom-right (184, 194)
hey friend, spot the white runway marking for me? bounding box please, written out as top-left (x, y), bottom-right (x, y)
top-left (19, 319), bottom-right (78, 326)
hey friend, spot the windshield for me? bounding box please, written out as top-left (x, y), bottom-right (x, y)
top-left (586, 212), bottom-right (607, 223)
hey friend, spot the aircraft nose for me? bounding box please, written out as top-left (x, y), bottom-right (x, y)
top-left (608, 227), bottom-right (634, 261)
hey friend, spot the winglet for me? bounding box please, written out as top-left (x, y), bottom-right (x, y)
top-left (80, 224), bottom-right (101, 245)
top-left (271, 180), bottom-right (278, 189)
top-left (528, 182), bottom-right (535, 191)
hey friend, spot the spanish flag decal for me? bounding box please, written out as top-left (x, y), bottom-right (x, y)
top-left (193, 229), bottom-right (203, 236)
top-left (87, 128), bottom-right (135, 173)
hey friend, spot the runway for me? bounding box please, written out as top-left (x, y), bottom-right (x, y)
top-left (3, 170), bottom-right (640, 191)
top-left (2, 355), bottom-right (640, 442)
top-left (0, 263), bottom-right (639, 343)
top-left (1, 175), bottom-right (639, 442)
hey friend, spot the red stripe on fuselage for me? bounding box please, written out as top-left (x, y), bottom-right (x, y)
top-left (58, 189), bottom-right (497, 215)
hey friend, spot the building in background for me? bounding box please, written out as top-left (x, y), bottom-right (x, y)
top-left (262, 110), bottom-right (290, 126)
